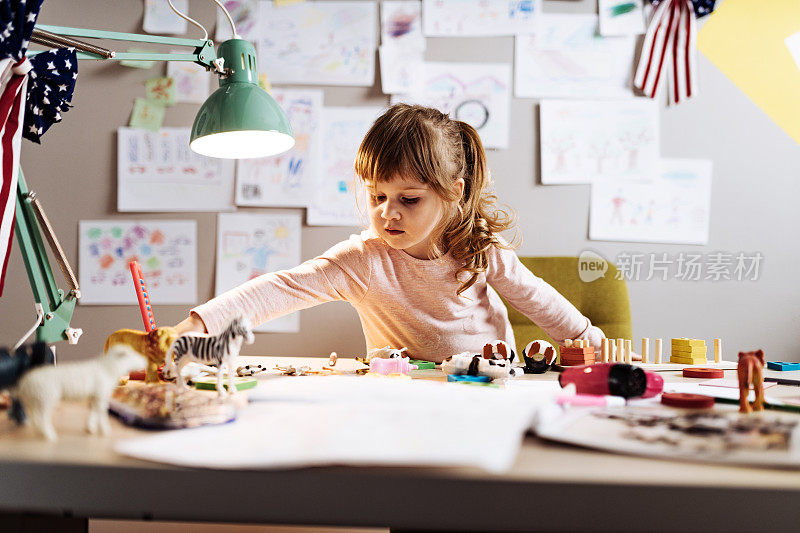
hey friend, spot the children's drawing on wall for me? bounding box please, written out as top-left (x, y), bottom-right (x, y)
top-left (589, 158), bottom-right (712, 244)
top-left (382, 1), bottom-right (424, 45)
top-left (539, 99), bottom-right (659, 184)
top-left (143, 0), bottom-right (187, 34)
top-left (167, 54), bottom-right (211, 104)
top-left (216, 213), bottom-right (302, 332)
top-left (307, 106), bottom-right (382, 226)
top-left (423, 0), bottom-right (542, 36)
top-left (215, 0), bottom-right (260, 41)
top-left (117, 127), bottom-right (235, 212)
top-left (597, 0), bottom-right (646, 37)
top-left (235, 89), bottom-right (323, 208)
top-left (515, 14), bottom-right (636, 99)
top-left (257, 1), bottom-right (377, 86)
top-left (392, 62), bottom-right (511, 149)
top-left (78, 220), bottom-right (197, 304)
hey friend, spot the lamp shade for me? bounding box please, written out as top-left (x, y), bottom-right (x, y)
top-left (190, 39), bottom-right (294, 159)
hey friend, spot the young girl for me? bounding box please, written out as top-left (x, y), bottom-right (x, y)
top-left (174, 104), bottom-right (605, 362)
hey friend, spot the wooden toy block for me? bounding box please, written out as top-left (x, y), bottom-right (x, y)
top-left (766, 361), bottom-right (800, 371)
top-left (655, 338), bottom-right (662, 364)
top-left (616, 338), bottom-right (624, 363)
top-left (625, 339), bottom-right (632, 364)
top-left (671, 345), bottom-right (707, 355)
top-left (601, 338), bottom-right (609, 363)
top-left (714, 338), bottom-right (721, 363)
top-left (641, 338), bottom-right (649, 364)
top-left (561, 346), bottom-right (595, 355)
top-left (671, 338), bottom-right (706, 349)
top-left (564, 339), bottom-right (573, 347)
top-left (670, 354), bottom-right (708, 365)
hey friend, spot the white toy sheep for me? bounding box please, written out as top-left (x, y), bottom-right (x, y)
top-left (13, 346), bottom-right (145, 441)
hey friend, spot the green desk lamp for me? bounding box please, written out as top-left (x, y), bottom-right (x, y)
top-left (16, 1), bottom-right (294, 347)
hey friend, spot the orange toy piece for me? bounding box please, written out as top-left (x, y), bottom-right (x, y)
top-left (104, 327), bottom-right (179, 383)
top-left (737, 349), bottom-right (765, 413)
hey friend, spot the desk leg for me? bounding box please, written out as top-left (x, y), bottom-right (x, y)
top-left (0, 512), bottom-right (87, 533)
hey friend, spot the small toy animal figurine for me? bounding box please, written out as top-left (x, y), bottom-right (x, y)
top-left (441, 351), bottom-right (515, 380)
top-left (369, 356), bottom-right (418, 375)
top-left (164, 316), bottom-right (254, 397)
top-left (366, 346), bottom-right (408, 362)
top-left (737, 349), bottom-right (766, 413)
top-left (482, 340), bottom-right (516, 363)
top-left (12, 346), bottom-right (145, 441)
top-left (104, 326), bottom-right (179, 383)
top-left (236, 364), bottom-right (266, 377)
top-left (522, 340), bottom-right (556, 374)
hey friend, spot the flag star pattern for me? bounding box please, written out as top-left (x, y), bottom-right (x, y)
top-left (22, 47), bottom-right (77, 143)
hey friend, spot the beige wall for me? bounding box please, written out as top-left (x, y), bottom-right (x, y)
top-left (3, 0), bottom-right (799, 363)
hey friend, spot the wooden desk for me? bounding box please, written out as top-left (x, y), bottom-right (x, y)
top-left (1, 358), bottom-right (800, 532)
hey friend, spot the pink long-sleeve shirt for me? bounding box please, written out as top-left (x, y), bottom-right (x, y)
top-left (192, 231), bottom-right (604, 362)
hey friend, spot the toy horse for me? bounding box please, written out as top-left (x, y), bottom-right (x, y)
top-left (737, 349), bottom-right (765, 413)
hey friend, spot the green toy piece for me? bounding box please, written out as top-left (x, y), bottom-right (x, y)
top-left (194, 376), bottom-right (257, 392)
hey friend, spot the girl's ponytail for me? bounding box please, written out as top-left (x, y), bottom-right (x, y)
top-left (444, 121), bottom-right (516, 295)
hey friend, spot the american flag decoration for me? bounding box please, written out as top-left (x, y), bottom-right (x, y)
top-left (0, 0), bottom-right (45, 296)
top-left (22, 47), bottom-right (77, 143)
top-left (634, 0), bottom-right (715, 105)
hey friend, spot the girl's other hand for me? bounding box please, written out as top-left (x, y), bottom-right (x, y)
top-left (174, 314), bottom-right (208, 335)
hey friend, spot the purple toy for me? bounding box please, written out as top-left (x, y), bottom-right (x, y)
top-left (369, 357), bottom-right (418, 375)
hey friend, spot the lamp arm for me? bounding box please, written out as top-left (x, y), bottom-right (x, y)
top-left (29, 24), bottom-right (219, 72)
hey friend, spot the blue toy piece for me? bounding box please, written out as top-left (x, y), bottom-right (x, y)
top-left (766, 361), bottom-right (800, 372)
top-left (446, 374), bottom-right (492, 383)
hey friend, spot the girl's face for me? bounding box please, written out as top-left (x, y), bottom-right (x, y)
top-left (366, 176), bottom-right (453, 259)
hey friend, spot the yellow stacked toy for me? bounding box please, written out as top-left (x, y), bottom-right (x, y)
top-left (670, 338), bottom-right (707, 365)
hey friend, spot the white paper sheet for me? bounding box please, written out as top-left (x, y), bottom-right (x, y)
top-left (515, 14), bottom-right (636, 99)
top-left (215, 0), bottom-right (261, 41)
top-left (215, 212), bottom-right (302, 333)
top-left (598, 0), bottom-right (646, 37)
top-left (381, 0), bottom-right (424, 45)
top-left (167, 54), bottom-right (212, 104)
top-left (117, 128), bottom-right (235, 212)
top-left (307, 106), bottom-right (383, 226)
top-left (78, 220), bottom-right (197, 305)
top-left (235, 89), bottom-right (323, 207)
top-left (143, 0), bottom-right (187, 35)
top-left (589, 158), bottom-right (712, 244)
top-left (392, 62), bottom-right (512, 149)
top-left (257, 1), bottom-right (377, 86)
top-left (379, 44), bottom-right (424, 95)
top-left (539, 99), bottom-right (660, 184)
top-left (115, 376), bottom-right (543, 472)
top-left (423, 0), bottom-right (542, 36)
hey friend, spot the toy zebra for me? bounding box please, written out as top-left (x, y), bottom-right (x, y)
top-left (164, 316), bottom-right (254, 396)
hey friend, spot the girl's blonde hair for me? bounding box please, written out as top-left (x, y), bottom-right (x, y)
top-left (354, 103), bottom-right (516, 295)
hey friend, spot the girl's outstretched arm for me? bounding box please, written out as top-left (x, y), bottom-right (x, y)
top-left (486, 245), bottom-right (606, 349)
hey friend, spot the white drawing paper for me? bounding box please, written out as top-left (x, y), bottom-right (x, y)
top-left (589, 158), bottom-right (712, 245)
top-left (216, 212), bottom-right (302, 332)
top-left (379, 44), bottom-right (424, 95)
top-left (167, 54), bottom-right (212, 104)
top-left (143, 0), bottom-right (188, 35)
top-left (515, 14), bottom-right (636, 99)
top-left (785, 31), bottom-right (800, 72)
top-left (423, 0), bottom-right (542, 36)
top-left (598, 0), bottom-right (646, 37)
top-left (78, 220), bottom-right (197, 305)
top-left (257, 1), bottom-right (377, 86)
top-left (215, 0), bottom-right (261, 41)
top-left (539, 99), bottom-right (660, 184)
top-left (235, 89), bottom-right (323, 207)
top-left (381, 1), bottom-right (424, 46)
top-left (307, 106), bottom-right (383, 226)
top-left (392, 62), bottom-right (512, 149)
top-left (116, 375), bottom-right (543, 473)
top-left (117, 128), bottom-right (235, 212)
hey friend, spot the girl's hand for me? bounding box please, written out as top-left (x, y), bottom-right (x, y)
top-left (174, 314), bottom-right (208, 335)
